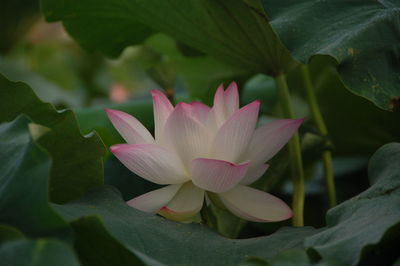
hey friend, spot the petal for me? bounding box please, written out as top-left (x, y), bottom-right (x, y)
top-left (158, 182), bottom-right (204, 222)
top-left (126, 184), bottom-right (182, 212)
top-left (210, 100), bottom-right (260, 162)
top-left (240, 164), bottom-right (269, 185)
top-left (219, 185), bottom-right (292, 222)
top-left (210, 84), bottom-right (229, 128)
top-left (106, 109), bottom-right (154, 144)
top-left (190, 101), bottom-right (211, 124)
top-left (110, 144), bottom-right (189, 184)
top-left (224, 82), bottom-right (239, 116)
top-left (244, 118), bottom-right (304, 165)
top-left (164, 103), bottom-right (210, 169)
top-left (191, 158), bottom-right (250, 193)
top-left (152, 90), bottom-right (174, 145)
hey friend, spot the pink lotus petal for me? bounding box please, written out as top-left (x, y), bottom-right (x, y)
top-left (219, 185), bottom-right (292, 222)
top-left (213, 84), bottom-right (225, 110)
top-left (191, 158), bottom-right (250, 193)
top-left (158, 182), bottom-right (204, 222)
top-left (224, 81), bottom-right (239, 116)
top-left (210, 100), bottom-right (260, 162)
top-left (190, 101), bottom-right (211, 124)
top-left (151, 90), bottom-right (174, 145)
top-left (212, 84), bottom-right (229, 128)
top-left (110, 144), bottom-right (189, 184)
top-left (164, 103), bottom-right (210, 169)
top-left (240, 164), bottom-right (270, 185)
top-left (244, 118), bottom-right (304, 165)
top-left (106, 109), bottom-right (154, 145)
top-left (126, 184), bottom-right (182, 212)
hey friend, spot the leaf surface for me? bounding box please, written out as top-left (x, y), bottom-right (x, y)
top-left (41, 0), bottom-right (297, 75)
top-left (262, 0), bottom-right (400, 110)
top-left (0, 74), bottom-right (105, 203)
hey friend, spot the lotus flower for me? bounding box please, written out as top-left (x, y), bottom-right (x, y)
top-left (106, 82), bottom-right (303, 222)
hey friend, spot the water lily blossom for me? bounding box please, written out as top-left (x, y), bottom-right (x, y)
top-left (106, 82), bottom-right (303, 222)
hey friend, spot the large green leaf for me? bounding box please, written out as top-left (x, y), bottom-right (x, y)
top-left (0, 115), bottom-right (159, 266)
top-left (305, 143), bottom-right (400, 265)
top-left (41, 0), bottom-right (297, 75)
top-left (261, 0), bottom-right (400, 111)
top-left (0, 74), bottom-right (105, 203)
top-left (145, 33), bottom-right (251, 104)
top-left (69, 215), bottom-right (164, 266)
top-left (289, 55), bottom-right (400, 155)
top-left (53, 186), bottom-right (319, 265)
top-left (0, 57), bottom-right (84, 108)
top-left (0, 116), bottom-right (71, 239)
top-left (0, 239), bottom-right (80, 266)
top-left (40, 3), bottom-right (154, 57)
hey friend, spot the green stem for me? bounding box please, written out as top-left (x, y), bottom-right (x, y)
top-left (275, 74), bottom-right (305, 227)
top-left (300, 65), bottom-right (337, 208)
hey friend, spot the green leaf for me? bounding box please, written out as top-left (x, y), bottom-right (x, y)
top-left (40, 2), bottom-right (154, 57)
top-left (0, 74), bottom-right (105, 203)
top-left (267, 249), bottom-right (311, 266)
top-left (304, 143), bottom-right (400, 265)
top-left (53, 186), bottom-right (319, 265)
top-left (145, 33), bottom-right (251, 104)
top-left (241, 74), bottom-right (278, 113)
top-left (305, 56), bottom-right (400, 155)
top-left (69, 215), bottom-right (164, 266)
top-left (261, 0), bottom-right (400, 111)
top-left (0, 57), bottom-right (84, 108)
top-left (0, 116), bottom-right (72, 239)
top-left (0, 239), bottom-right (80, 266)
top-left (41, 0), bottom-right (297, 74)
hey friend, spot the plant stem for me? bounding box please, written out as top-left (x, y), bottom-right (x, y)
top-left (300, 65), bottom-right (337, 208)
top-left (275, 73), bottom-right (305, 227)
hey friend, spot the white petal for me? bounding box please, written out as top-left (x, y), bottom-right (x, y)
top-left (152, 90), bottom-right (174, 145)
top-left (212, 84), bottom-right (227, 127)
top-left (240, 164), bottom-right (269, 185)
top-left (191, 158), bottom-right (250, 193)
top-left (110, 144), bottom-right (189, 184)
top-left (158, 182), bottom-right (204, 221)
top-left (126, 184), bottom-right (182, 212)
top-left (210, 101), bottom-right (260, 162)
top-left (106, 109), bottom-right (154, 144)
top-left (219, 185), bottom-right (292, 222)
top-left (224, 82), bottom-right (239, 116)
top-left (190, 101), bottom-right (211, 125)
top-left (244, 118), bottom-right (304, 165)
top-left (164, 103), bottom-right (210, 169)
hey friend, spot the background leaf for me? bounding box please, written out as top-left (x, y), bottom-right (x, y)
top-left (0, 74), bottom-right (105, 203)
top-left (41, 0), bottom-right (297, 75)
top-left (288, 55), bottom-right (400, 156)
top-left (0, 116), bottom-right (71, 239)
top-left (304, 143), bottom-right (400, 265)
top-left (261, 0), bottom-right (400, 110)
top-left (53, 186), bottom-right (319, 266)
top-left (0, 239), bottom-right (80, 266)
top-left (69, 215), bottom-right (164, 266)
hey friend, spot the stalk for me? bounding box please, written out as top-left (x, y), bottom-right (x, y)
top-left (300, 65), bottom-right (336, 207)
top-left (275, 74), bottom-right (305, 227)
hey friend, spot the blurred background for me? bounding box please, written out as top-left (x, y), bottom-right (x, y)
top-left (2, 0), bottom-right (400, 237)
